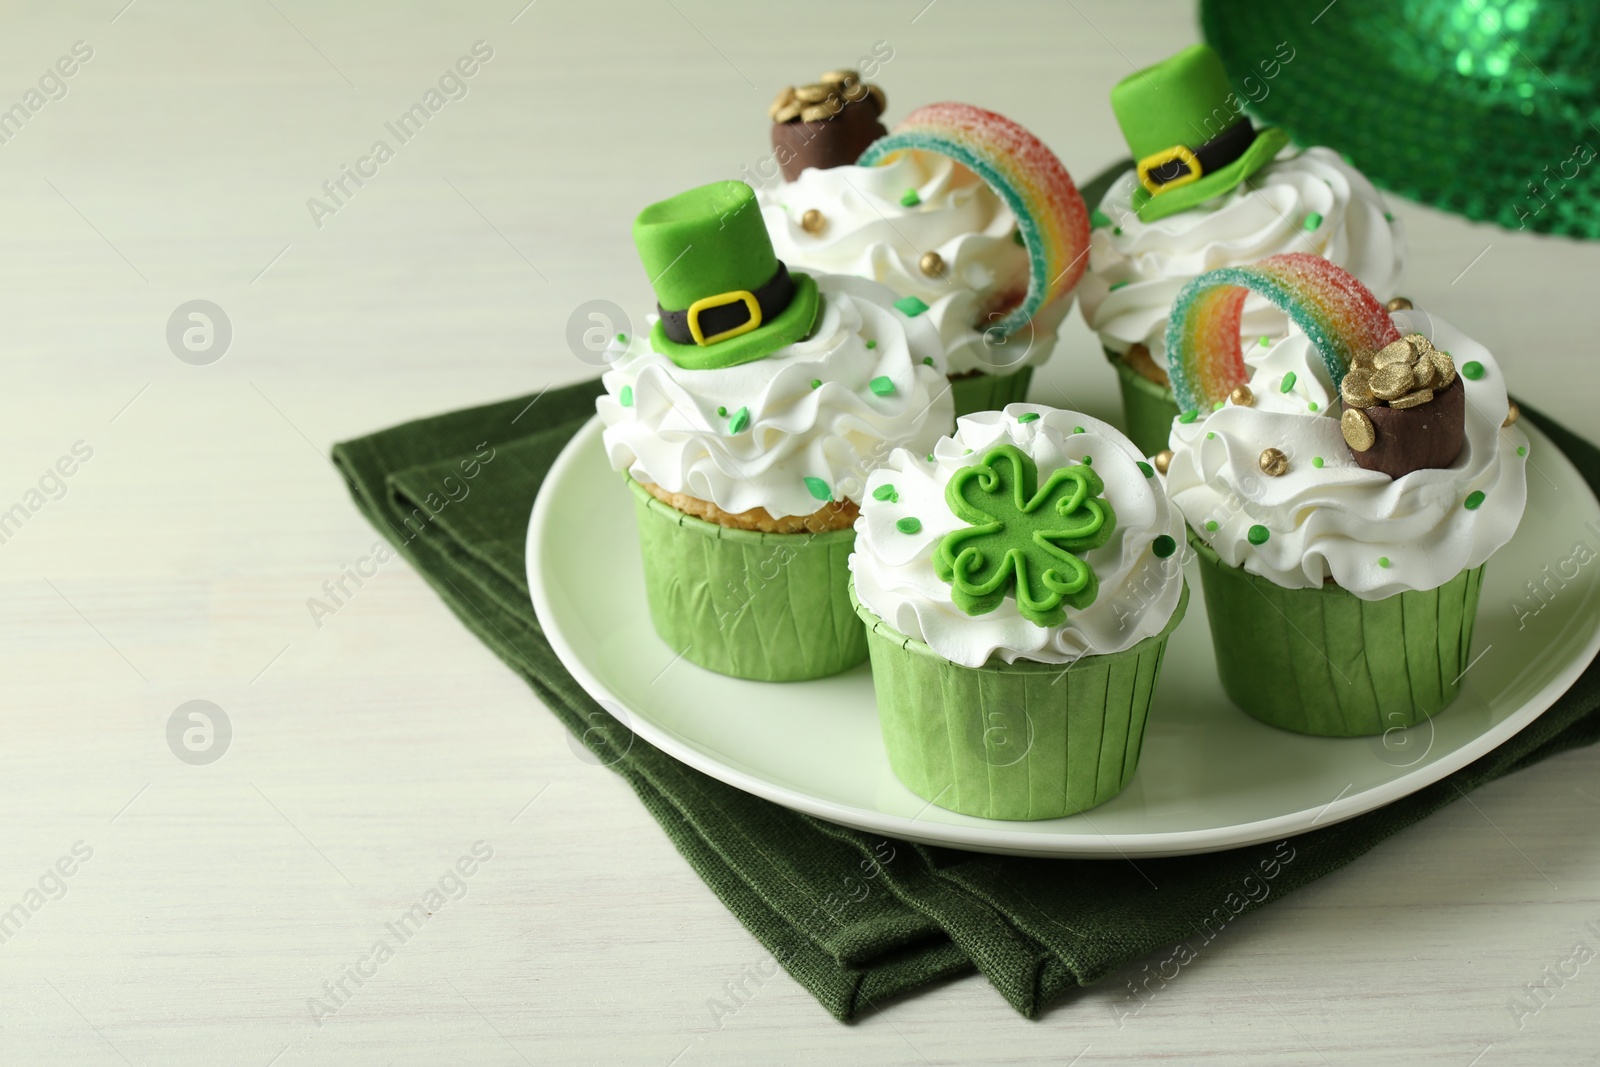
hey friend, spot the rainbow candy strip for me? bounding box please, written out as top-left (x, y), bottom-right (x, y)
top-left (857, 102), bottom-right (1089, 337)
top-left (1164, 253), bottom-right (1401, 413)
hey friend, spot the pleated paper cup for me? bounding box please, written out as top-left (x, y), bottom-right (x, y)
top-left (948, 366), bottom-right (1034, 419)
top-left (627, 478), bottom-right (867, 682)
top-left (1104, 346), bottom-right (1180, 457)
top-left (1189, 534), bottom-right (1485, 737)
top-left (851, 581), bottom-right (1189, 821)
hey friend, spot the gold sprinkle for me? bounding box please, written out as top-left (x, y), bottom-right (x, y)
top-left (794, 83), bottom-right (830, 104)
top-left (1369, 362), bottom-right (1417, 400)
top-left (1386, 296), bottom-right (1414, 311)
top-left (1259, 447), bottom-right (1289, 477)
top-left (1153, 449), bottom-right (1174, 475)
top-left (1373, 339), bottom-right (1415, 368)
top-left (800, 208), bottom-right (826, 234)
top-left (1390, 388), bottom-right (1435, 410)
top-left (919, 251), bottom-right (945, 278)
top-left (1341, 407), bottom-right (1376, 451)
top-left (1340, 369), bottom-right (1375, 409)
top-left (1230, 384), bottom-right (1255, 407)
top-left (1431, 348), bottom-right (1456, 387)
top-left (1412, 355), bottom-right (1438, 389)
top-left (1503, 399), bottom-right (1520, 427)
top-left (768, 86), bottom-right (797, 120)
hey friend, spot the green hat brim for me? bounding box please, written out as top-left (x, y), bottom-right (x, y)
top-left (1132, 126), bottom-right (1290, 222)
top-left (649, 272), bottom-right (820, 371)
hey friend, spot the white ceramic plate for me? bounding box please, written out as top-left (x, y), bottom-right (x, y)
top-left (528, 417), bottom-right (1600, 858)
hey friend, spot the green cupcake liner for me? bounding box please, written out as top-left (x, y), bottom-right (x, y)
top-left (1189, 534), bottom-right (1485, 737)
top-left (627, 477), bottom-right (867, 682)
top-left (948, 365), bottom-right (1034, 419)
top-left (851, 581), bottom-right (1189, 821)
top-left (1105, 346), bottom-right (1180, 457)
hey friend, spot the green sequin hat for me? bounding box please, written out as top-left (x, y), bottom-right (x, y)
top-left (1202, 0), bottom-right (1600, 239)
top-left (633, 180), bottom-right (819, 370)
top-left (1110, 44), bottom-right (1291, 223)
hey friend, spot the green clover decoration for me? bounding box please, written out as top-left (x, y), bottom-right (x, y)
top-left (932, 444), bottom-right (1116, 627)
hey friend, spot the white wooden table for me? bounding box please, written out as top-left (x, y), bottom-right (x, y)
top-left (3, 1), bottom-right (1596, 1062)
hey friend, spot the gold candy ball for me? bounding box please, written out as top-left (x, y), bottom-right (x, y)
top-left (1153, 449), bottom-right (1174, 475)
top-left (919, 250), bottom-right (946, 278)
top-left (1504, 399), bottom-right (1520, 427)
top-left (1258, 447), bottom-right (1289, 477)
top-left (1386, 296), bottom-right (1414, 311)
top-left (1230, 384), bottom-right (1255, 407)
top-left (800, 209), bottom-right (826, 235)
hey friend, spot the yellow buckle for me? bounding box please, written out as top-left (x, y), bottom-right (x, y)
top-left (1136, 144), bottom-right (1203, 197)
top-left (687, 290), bottom-right (762, 346)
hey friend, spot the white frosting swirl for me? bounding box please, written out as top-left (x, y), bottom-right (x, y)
top-left (597, 274), bottom-right (952, 520)
top-left (1080, 147), bottom-right (1407, 364)
top-left (1165, 309), bottom-right (1528, 598)
top-left (851, 405), bottom-right (1186, 667)
top-left (759, 152), bottom-right (1061, 375)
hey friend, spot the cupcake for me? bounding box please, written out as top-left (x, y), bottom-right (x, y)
top-left (1077, 44), bottom-right (1406, 455)
top-left (597, 179), bottom-right (952, 682)
top-left (759, 87), bottom-right (1090, 418)
top-left (1159, 253), bottom-right (1527, 736)
top-left (850, 405), bottom-right (1189, 820)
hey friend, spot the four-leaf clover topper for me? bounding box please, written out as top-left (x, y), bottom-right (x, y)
top-left (933, 444), bottom-right (1117, 628)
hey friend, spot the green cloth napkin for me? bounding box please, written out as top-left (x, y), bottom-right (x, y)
top-left (332, 381), bottom-right (1600, 1021)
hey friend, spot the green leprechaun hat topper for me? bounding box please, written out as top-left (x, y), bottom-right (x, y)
top-left (1112, 43), bottom-right (1290, 223)
top-left (633, 180), bottom-right (819, 371)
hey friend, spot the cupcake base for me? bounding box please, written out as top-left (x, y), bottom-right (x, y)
top-left (852, 581), bottom-right (1189, 821)
top-left (948, 365), bottom-right (1033, 418)
top-left (1106, 347), bottom-right (1179, 457)
top-left (628, 477), bottom-right (867, 682)
top-left (1190, 535), bottom-right (1484, 737)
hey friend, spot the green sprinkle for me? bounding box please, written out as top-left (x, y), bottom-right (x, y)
top-left (866, 339), bottom-right (877, 349)
top-left (1178, 408), bottom-right (1199, 424)
top-left (922, 356), bottom-right (934, 366)
top-left (873, 484), bottom-right (897, 501)
top-left (810, 378), bottom-right (822, 389)
top-left (1311, 456), bottom-right (1324, 468)
top-left (619, 385), bottom-right (633, 407)
top-left (1137, 461), bottom-right (1155, 478)
top-left (1017, 412), bottom-right (1041, 424)
top-left (1517, 445), bottom-right (1527, 456)
top-left (1090, 208), bottom-right (1111, 229)
top-left (727, 406), bottom-right (750, 433)
top-left (1462, 360), bottom-right (1485, 380)
top-left (1110, 281), bottom-right (1129, 291)
top-left (1152, 534), bottom-right (1177, 558)
top-left (1213, 400), bottom-right (1226, 411)
top-left (1464, 490), bottom-right (1486, 510)
top-left (963, 448), bottom-right (972, 455)
top-left (1303, 211), bottom-right (1324, 231)
top-left (1258, 335), bottom-right (1271, 347)
top-left (1247, 524), bottom-right (1271, 545)
top-left (1013, 226), bottom-right (1028, 245)
top-left (895, 517), bottom-right (922, 534)
top-left (869, 376), bottom-right (896, 396)
top-left (1384, 211), bottom-right (1395, 222)
top-left (1308, 401), bottom-right (1319, 412)
top-left (1206, 432), bottom-right (1216, 440)
top-left (899, 188), bottom-right (921, 207)
top-left (716, 405), bottom-right (727, 417)
top-left (1081, 455), bottom-right (1092, 465)
top-left (1113, 226), bottom-right (1123, 236)
top-left (1281, 372), bottom-right (1297, 393)
top-left (1378, 556), bottom-right (1391, 568)
top-left (926, 454), bottom-right (935, 463)
top-left (616, 332), bottom-right (628, 344)
top-left (1074, 426), bottom-right (1086, 434)
top-left (804, 477), bottom-right (832, 502)
top-left (893, 295), bottom-right (929, 317)
top-left (1205, 520), bottom-right (1219, 532)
